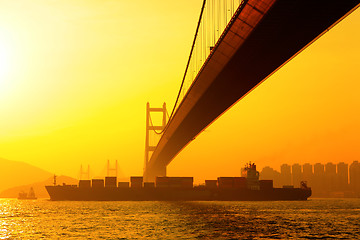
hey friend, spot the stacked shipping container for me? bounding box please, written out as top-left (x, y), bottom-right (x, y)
top-left (155, 177), bottom-right (193, 188)
top-left (92, 179), bottom-right (104, 188)
top-left (217, 177), bottom-right (247, 189)
top-left (259, 180), bottom-right (273, 190)
top-left (205, 180), bottom-right (217, 188)
top-left (130, 176), bottom-right (143, 188)
top-left (144, 182), bottom-right (155, 188)
top-left (118, 182), bottom-right (130, 188)
top-left (105, 177), bottom-right (117, 187)
top-left (79, 180), bottom-right (91, 188)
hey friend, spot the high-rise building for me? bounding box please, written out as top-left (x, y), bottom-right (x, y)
top-left (280, 164), bottom-right (292, 187)
top-left (260, 166), bottom-right (281, 187)
top-left (292, 164), bottom-right (302, 188)
top-left (325, 162), bottom-right (336, 192)
top-left (313, 163), bottom-right (326, 196)
top-left (337, 162), bottom-right (348, 191)
top-left (349, 161), bottom-right (360, 195)
top-left (302, 163), bottom-right (313, 186)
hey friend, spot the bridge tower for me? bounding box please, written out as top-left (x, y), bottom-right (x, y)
top-left (107, 159), bottom-right (118, 177)
top-left (144, 102), bottom-right (167, 181)
top-left (80, 164), bottom-right (90, 180)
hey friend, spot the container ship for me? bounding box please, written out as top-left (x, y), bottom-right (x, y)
top-left (46, 163), bottom-right (311, 201)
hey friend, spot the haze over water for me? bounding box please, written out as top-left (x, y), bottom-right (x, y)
top-left (1, 1), bottom-right (360, 239)
top-left (1, 198), bottom-right (359, 239)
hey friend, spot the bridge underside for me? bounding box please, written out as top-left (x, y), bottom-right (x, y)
top-left (144, 0), bottom-right (360, 181)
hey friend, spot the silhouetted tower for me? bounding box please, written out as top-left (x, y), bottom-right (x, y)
top-left (80, 164), bottom-right (90, 180)
top-left (337, 162), bottom-right (348, 191)
top-left (302, 163), bottom-right (313, 186)
top-left (280, 164), bottom-right (291, 186)
top-left (313, 163), bottom-right (326, 196)
top-left (325, 162), bottom-right (336, 192)
top-left (260, 166), bottom-right (280, 187)
top-left (107, 159), bottom-right (118, 177)
top-left (292, 164), bottom-right (302, 187)
top-left (144, 102), bottom-right (167, 177)
top-left (349, 161), bottom-right (360, 196)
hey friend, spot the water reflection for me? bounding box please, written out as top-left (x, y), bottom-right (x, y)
top-left (0, 199), bottom-right (359, 239)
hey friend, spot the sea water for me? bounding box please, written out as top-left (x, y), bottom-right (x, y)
top-left (0, 198), bottom-right (359, 239)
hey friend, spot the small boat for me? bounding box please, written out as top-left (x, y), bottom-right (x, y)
top-left (18, 187), bottom-right (37, 200)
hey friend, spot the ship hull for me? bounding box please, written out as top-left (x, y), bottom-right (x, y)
top-left (46, 186), bottom-right (311, 201)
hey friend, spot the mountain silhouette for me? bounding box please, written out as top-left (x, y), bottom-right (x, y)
top-left (0, 175), bottom-right (78, 198)
top-left (0, 157), bottom-right (53, 192)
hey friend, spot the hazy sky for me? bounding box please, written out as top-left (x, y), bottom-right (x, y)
top-left (0, 1), bottom-right (359, 182)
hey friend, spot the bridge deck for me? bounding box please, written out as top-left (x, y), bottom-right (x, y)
top-left (144, 0), bottom-right (360, 180)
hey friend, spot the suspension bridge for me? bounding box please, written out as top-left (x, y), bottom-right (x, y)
top-left (143, 0), bottom-right (360, 181)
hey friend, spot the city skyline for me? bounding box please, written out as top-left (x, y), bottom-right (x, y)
top-left (260, 160), bottom-right (360, 197)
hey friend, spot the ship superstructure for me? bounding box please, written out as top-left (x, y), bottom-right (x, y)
top-left (241, 162), bottom-right (260, 190)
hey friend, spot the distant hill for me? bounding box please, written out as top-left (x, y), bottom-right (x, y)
top-left (0, 158), bottom-right (53, 192)
top-left (0, 175), bottom-right (78, 198)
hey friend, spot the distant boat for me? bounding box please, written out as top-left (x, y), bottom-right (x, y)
top-left (18, 187), bottom-right (37, 200)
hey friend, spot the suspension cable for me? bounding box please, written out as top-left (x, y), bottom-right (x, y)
top-left (151, 0), bottom-right (207, 135)
top-left (148, 112), bottom-right (163, 135)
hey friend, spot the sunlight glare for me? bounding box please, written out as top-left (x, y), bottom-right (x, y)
top-left (0, 40), bottom-right (10, 78)
top-left (0, 33), bottom-right (14, 99)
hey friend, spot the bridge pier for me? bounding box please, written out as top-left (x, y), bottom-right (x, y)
top-left (144, 164), bottom-right (167, 182)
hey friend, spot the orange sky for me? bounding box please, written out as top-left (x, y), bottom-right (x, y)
top-left (0, 1), bottom-right (359, 182)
